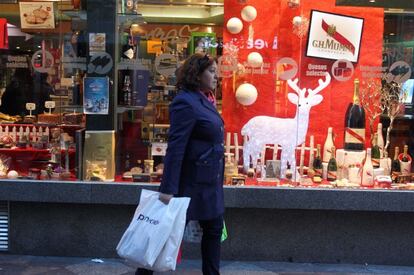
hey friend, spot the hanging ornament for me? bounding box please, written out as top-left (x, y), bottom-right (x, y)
top-left (288, 0), bottom-right (300, 8)
top-left (247, 52), bottom-right (263, 68)
top-left (241, 5), bottom-right (257, 41)
top-left (226, 17), bottom-right (243, 34)
top-left (236, 83), bottom-right (258, 106)
top-left (292, 16), bottom-right (309, 38)
top-left (292, 16), bottom-right (302, 27)
top-left (241, 6), bottom-right (257, 22)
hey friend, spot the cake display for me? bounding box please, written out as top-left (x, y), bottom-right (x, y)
top-left (62, 112), bottom-right (83, 125)
top-left (37, 113), bottom-right (61, 124)
top-left (23, 115), bottom-right (37, 124)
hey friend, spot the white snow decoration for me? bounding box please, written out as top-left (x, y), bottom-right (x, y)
top-left (236, 83), bottom-right (258, 106)
top-left (241, 73), bottom-right (331, 181)
top-left (247, 52), bottom-right (263, 68)
top-left (227, 17), bottom-right (243, 34)
top-left (292, 16), bottom-right (302, 26)
top-left (241, 6), bottom-right (257, 22)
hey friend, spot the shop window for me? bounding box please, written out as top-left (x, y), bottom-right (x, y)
top-left (0, 0), bottom-right (412, 191)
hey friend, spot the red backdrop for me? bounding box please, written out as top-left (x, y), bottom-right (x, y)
top-left (222, 0), bottom-right (384, 150)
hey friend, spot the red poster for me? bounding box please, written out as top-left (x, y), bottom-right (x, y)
top-left (222, 0), bottom-right (384, 153)
top-left (0, 18), bottom-right (8, 49)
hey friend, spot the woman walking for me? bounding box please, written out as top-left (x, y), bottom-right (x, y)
top-left (136, 53), bottom-right (224, 275)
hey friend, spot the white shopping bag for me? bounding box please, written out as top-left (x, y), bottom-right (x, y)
top-left (116, 189), bottom-right (190, 271)
top-left (153, 200), bottom-right (189, 271)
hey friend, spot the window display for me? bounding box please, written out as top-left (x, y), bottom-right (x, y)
top-left (0, 0), bottom-right (413, 191)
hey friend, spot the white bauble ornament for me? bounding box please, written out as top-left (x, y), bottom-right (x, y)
top-left (292, 16), bottom-right (302, 27)
top-left (247, 52), bottom-right (263, 68)
top-left (241, 6), bottom-right (257, 22)
top-left (227, 17), bottom-right (243, 34)
top-left (236, 83), bottom-right (258, 106)
top-left (7, 170), bottom-right (18, 179)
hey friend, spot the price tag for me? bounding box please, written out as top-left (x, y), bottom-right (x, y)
top-left (26, 103), bottom-right (36, 111)
top-left (45, 101), bottom-right (56, 109)
top-left (151, 142), bottom-right (167, 156)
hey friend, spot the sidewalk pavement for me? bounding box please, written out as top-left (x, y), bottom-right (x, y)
top-left (1, 254), bottom-right (414, 274)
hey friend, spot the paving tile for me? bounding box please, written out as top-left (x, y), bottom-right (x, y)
top-left (65, 260), bottom-right (134, 275)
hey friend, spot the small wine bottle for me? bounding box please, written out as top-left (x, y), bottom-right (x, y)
top-left (327, 146), bottom-right (338, 182)
top-left (391, 147), bottom-right (401, 183)
top-left (361, 148), bottom-right (374, 187)
top-left (125, 153), bottom-right (131, 172)
top-left (285, 162), bottom-right (293, 180)
top-left (313, 144), bottom-right (323, 178)
top-left (256, 159), bottom-right (263, 179)
top-left (323, 127), bottom-right (334, 163)
top-left (371, 133), bottom-right (381, 168)
top-left (344, 78), bottom-right (366, 151)
top-left (247, 160), bottom-right (255, 178)
top-left (377, 123), bottom-right (385, 158)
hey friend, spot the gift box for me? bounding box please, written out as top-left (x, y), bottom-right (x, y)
top-left (336, 149), bottom-right (366, 180)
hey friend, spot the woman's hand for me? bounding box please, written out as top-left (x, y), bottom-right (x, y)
top-left (159, 193), bottom-right (173, 204)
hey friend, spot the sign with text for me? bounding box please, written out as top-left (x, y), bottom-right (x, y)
top-left (19, 2), bottom-right (55, 29)
top-left (306, 10), bottom-right (364, 62)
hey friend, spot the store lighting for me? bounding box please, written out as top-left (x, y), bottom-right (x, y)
top-left (369, 0), bottom-right (375, 3)
top-left (16, 46), bottom-right (20, 49)
top-left (390, 33), bottom-right (396, 36)
top-left (37, 45), bottom-right (41, 48)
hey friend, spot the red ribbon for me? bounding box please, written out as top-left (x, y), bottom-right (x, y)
top-left (345, 128), bottom-right (365, 143)
top-left (322, 19), bottom-right (356, 55)
top-left (328, 171), bottom-right (336, 178)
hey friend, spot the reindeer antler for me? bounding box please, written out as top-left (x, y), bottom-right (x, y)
top-left (307, 73), bottom-right (331, 97)
top-left (287, 78), bottom-right (306, 98)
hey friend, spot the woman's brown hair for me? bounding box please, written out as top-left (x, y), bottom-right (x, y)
top-left (176, 53), bottom-right (216, 91)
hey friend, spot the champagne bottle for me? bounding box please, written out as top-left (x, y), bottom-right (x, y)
top-left (313, 144), bottom-right (323, 177)
top-left (361, 148), bottom-right (374, 187)
top-left (344, 79), bottom-right (365, 151)
top-left (391, 147), bottom-right (400, 183)
top-left (377, 123), bottom-right (385, 158)
top-left (400, 145), bottom-right (411, 175)
top-left (327, 146), bottom-right (337, 182)
top-left (371, 133), bottom-right (381, 168)
top-left (122, 75), bottom-right (132, 106)
top-left (323, 127), bottom-right (334, 163)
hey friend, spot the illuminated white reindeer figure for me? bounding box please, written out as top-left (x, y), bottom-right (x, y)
top-left (241, 73), bottom-right (331, 180)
